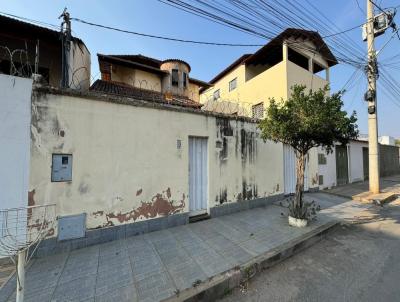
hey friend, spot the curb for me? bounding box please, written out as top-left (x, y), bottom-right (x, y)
top-left (163, 219), bottom-right (339, 302)
top-left (322, 190), bottom-right (353, 200)
top-left (323, 189), bottom-right (399, 205)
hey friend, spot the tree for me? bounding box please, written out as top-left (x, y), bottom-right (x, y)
top-left (259, 85), bottom-right (358, 220)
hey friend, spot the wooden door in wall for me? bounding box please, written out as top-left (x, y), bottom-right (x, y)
top-left (363, 147), bottom-right (369, 181)
top-left (189, 137), bottom-right (208, 217)
top-left (336, 145), bottom-right (349, 185)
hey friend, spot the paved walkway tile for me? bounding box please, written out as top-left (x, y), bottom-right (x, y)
top-left (95, 284), bottom-right (137, 302)
top-left (1, 192), bottom-right (374, 302)
top-left (0, 263), bottom-right (14, 292)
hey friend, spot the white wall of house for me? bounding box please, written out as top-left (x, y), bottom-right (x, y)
top-left (0, 75), bottom-right (33, 210)
top-left (348, 141), bottom-right (368, 183)
top-left (318, 140), bottom-right (369, 189)
top-left (317, 147), bottom-right (336, 189)
top-left (29, 89), bottom-right (317, 235)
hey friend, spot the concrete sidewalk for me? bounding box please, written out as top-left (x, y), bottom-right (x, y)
top-left (324, 175), bottom-right (400, 200)
top-left (0, 193), bottom-right (372, 302)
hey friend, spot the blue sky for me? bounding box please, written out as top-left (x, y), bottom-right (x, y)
top-left (1, 0), bottom-right (399, 138)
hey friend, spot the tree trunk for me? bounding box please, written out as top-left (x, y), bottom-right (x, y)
top-left (294, 152), bottom-right (306, 210)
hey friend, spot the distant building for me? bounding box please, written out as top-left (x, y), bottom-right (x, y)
top-left (379, 136), bottom-right (396, 146)
top-left (0, 14), bottom-right (90, 89)
top-left (200, 28), bottom-right (337, 118)
top-left (91, 54), bottom-right (211, 108)
top-left (357, 134), bottom-right (396, 146)
top-left (318, 139), bottom-right (400, 189)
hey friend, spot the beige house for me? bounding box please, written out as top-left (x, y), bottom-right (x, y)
top-left (200, 28), bottom-right (339, 196)
top-left (0, 29), bottom-right (340, 256)
top-left (200, 28), bottom-right (338, 118)
top-left (91, 54), bottom-right (210, 106)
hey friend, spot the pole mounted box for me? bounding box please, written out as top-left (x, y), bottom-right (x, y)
top-left (362, 11), bottom-right (395, 41)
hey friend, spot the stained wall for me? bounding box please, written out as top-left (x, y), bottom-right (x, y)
top-left (29, 89), bottom-right (285, 235)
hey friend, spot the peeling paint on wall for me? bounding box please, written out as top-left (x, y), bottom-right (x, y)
top-left (27, 189), bottom-right (55, 237)
top-left (92, 188), bottom-right (185, 227)
top-left (31, 92), bottom-right (71, 157)
top-left (28, 189), bottom-right (35, 207)
top-left (29, 92), bottom-right (292, 234)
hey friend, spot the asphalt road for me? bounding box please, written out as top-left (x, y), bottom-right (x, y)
top-left (220, 199), bottom-right (400, 302)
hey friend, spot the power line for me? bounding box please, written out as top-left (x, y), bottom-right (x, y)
top-left (71, 13), bottom-right (364, 57)
top-left (71, 17), bottom-right (265, 47)
top-left (157, 0), bottom-right (366, 67)
top-left (355, 0), bottom-right (366, 14)
top-left (370, 0), bottom-right (388, 14)
top-left (0, 11), bottom-right (59, 30)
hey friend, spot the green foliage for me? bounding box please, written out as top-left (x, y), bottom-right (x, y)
top-left (395, 139), bottom-right (400, 146)
top-left (259, 85), bottom-right (358, 221)
top-left (259, 85), bottom-right (359, 154)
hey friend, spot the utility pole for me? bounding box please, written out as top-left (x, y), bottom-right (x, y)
top-left (366, 0), bottom-right (380, 194)
top-left (60, 8), bottom-right (71, 88)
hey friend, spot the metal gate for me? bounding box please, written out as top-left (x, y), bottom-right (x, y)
top-left (189, 137), bottom-right (208, 216)
top-left (336, 145), bottom-right (349, 185)
top-left (284, 145), bottom-right (309, 195)
top-left (363, 147), bottom-right (369, 181)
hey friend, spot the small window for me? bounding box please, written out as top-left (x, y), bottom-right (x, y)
top-left (101, 72), bottom-right (111, 81)
top-left (229, 78), bottom-right (237, 91)
top-left (52, 154), bottom-right (73, 182)
top-left (251, 102), bottom-right (264, 119)
top-left (213, 89), bottom-right (220, 101)
top-left (171, 69), bottom-right (179, 87)
top-left (182, 72), bottom-right (188, 88)
top-left (318, 153), bottom-right (327, 165)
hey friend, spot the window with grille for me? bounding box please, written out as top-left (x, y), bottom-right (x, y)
top-left (171, 69), bottom-right (179, 87)
top-left (251, 102), bottom-right (264, 119)
top-left (213, 89), bottom-right (220, 101)
top-left (318, 153), bottom-right (327, 165)
top-left (229, 78), bottom-right (237, 91)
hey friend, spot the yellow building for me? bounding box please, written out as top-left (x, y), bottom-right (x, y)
top-left (200, 28), bottom-right (338, 118)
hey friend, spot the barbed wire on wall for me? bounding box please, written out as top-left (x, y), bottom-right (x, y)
top-left (69, 65), bottom-right (90, 90)
top-left (0, 45), bottom-right (33, 78)
top-left (201, 94), bottom-right (254, 117)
